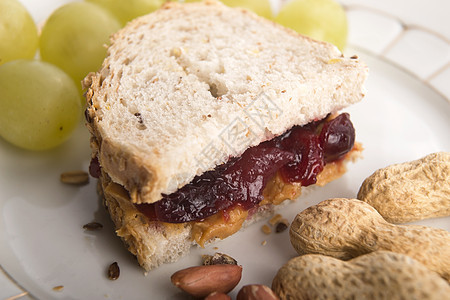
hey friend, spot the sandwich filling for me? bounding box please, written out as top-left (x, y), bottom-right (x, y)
top-left (91, 112), bottom-right (358, 248)
top-left (134, 113), bottom-right (356, 222)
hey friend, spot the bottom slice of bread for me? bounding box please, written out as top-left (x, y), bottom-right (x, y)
top-left (99, 145), bottom-right (362, 271)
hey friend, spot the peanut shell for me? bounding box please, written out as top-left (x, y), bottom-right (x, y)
top-left (272, 251), bottom-right (450, 300)
top-left (357, 152), bottom-right (450, 223)
top-left (289, 198), bottom-right (450, 281)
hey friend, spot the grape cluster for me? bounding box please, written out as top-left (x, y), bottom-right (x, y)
top-left (0, 0), bottom-right (347, 151)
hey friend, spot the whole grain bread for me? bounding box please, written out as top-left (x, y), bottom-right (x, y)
top-left (84, 0), bottom-right (368, 205)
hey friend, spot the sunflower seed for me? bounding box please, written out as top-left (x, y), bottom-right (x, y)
top-left (275, 219), bottom-right (289, 233)
top-left (83, 222), bottom-right (103, 231)
top-left (108, 262), bottom-right (120, 280)
top-left (60, 171), bottom-right (89, 185)
top-left (52, 285), bottom-right (64, 292)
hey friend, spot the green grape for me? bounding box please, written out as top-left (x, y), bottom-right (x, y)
top-left (0, 60), bottom-right (81, 151)
top-left (0, 0), bottom-right (38, 65)
top-left (86, 0), bottom-right (165, 26)
top-left (221, 0), bottom-right (272, 19)
top-left (39, 2), bottom-right (121, 93)
top-left (184, 0), bottom-right (273, 19)
top-left (274, 0), bottom-right (348, 51)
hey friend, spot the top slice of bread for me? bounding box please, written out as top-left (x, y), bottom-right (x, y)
top-left (84, 0), bottom-right (368, 204)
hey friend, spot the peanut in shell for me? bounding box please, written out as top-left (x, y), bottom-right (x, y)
top-left (357, 152), bottom-right (450, 223)
top-left (289, 198), bottom-right (450, 281)
top-left (272, 251), bottom-right (450, 300)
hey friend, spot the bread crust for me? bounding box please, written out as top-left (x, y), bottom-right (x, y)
top-left (84, 0), bottom-right (368, 205)
top-left (99, 176), bottom-right (192, 270)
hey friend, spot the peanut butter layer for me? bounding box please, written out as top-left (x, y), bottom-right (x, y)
top-left (190, 144), bottom-right (363, 246)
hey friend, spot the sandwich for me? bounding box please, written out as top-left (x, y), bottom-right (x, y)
top-left (83, 0), bottom-right (368, 271)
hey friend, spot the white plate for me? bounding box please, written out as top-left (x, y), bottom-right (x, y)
top-left (2, 1), bottom-right (449, 299)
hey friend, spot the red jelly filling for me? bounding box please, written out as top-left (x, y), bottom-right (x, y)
top-left (136, 113), bottom-right (355, 223)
